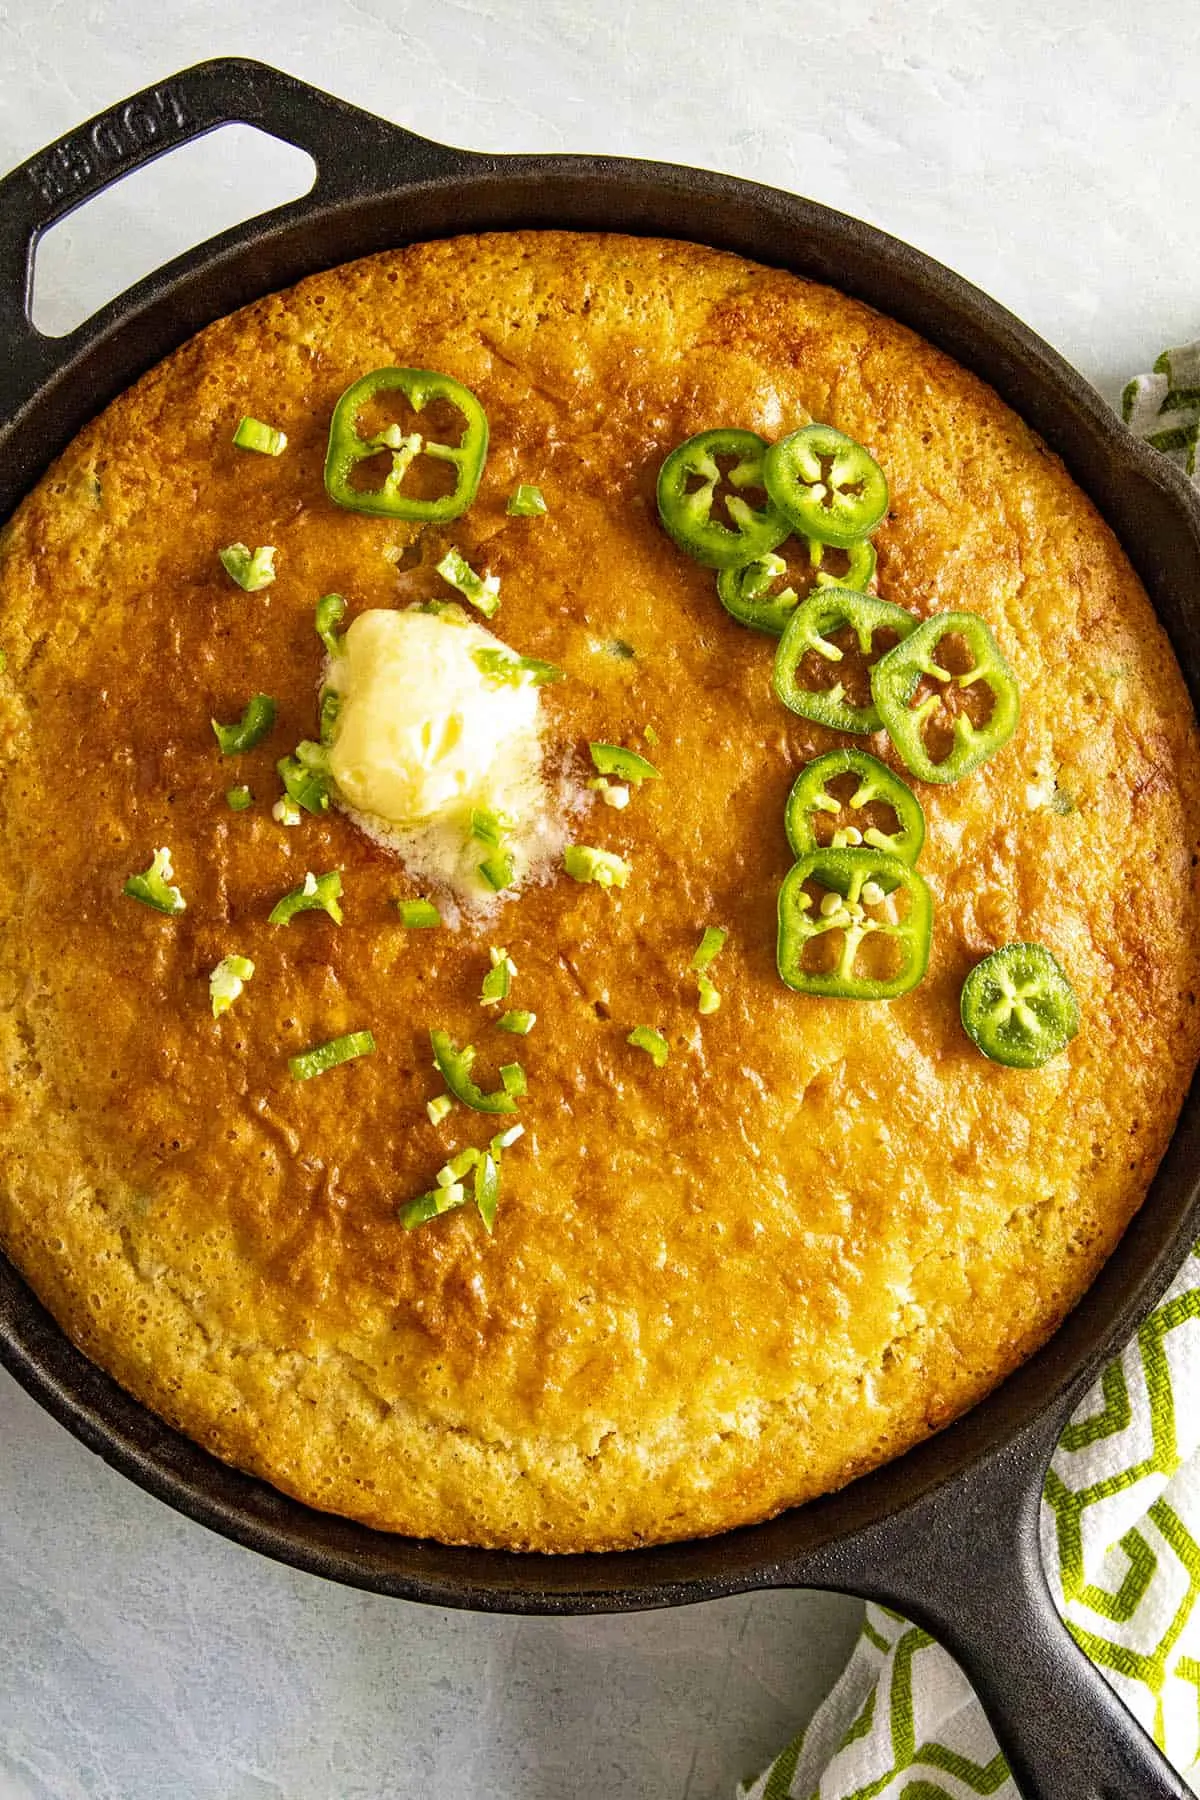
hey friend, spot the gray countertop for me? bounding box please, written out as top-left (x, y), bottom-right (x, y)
top-left (3, 3), bottom-right (1199, 1794)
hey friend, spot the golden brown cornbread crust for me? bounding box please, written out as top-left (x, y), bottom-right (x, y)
top-left (1, 232), bottom-right (1198, 1552)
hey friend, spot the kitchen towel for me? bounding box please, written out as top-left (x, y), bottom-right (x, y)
top-left (740, 345), bottom-right (1200, 1800)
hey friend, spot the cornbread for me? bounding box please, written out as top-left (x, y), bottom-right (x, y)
top-left (1, 231), bottom-right (1197, 1552)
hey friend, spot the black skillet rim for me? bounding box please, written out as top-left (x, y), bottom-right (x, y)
top-left (1, 57), bottom-right (1199, 1616)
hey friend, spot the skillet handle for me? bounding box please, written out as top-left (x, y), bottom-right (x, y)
top-left (0, 57), bottom-right (471, 410)
top-left (812, 1410), bottom-right (1190, 1800)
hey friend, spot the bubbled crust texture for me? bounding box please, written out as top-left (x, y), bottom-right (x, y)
top-left (1, 233), bottom-right (1198, 1552)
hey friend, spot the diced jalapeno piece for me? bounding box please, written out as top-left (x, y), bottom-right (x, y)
top-left (960, 943), bottom-right (1079, 1068)
top-left (777, 848), bottom-right (932, 1000)
top-left (784, 750), bottom-right (925, 889)
top-left (774, 589), bottom-right (917, 734)
top-left (870, 610), bottom-right (1020, 784)
top-left (763, 424), bottom-right (888, 547)
top-left (656, 428), bottom-right (790, 570)
top-left (324, 367), bottom-right (488, 522)
top-left (233, 416), bottom-right (287, 456)
top-left (211, 692), bottom-right (276, 756)
top-left (430, 1028), bottom-right (518, 1115)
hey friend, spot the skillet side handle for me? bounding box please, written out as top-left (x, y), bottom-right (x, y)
top-left (812, 1412), bottom-right (1190, 1800)
top-left (0, 56), bottom-right (471, 411)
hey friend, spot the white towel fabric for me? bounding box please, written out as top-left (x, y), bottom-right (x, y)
top-left (740, 344), bottom-right (1200, 1800)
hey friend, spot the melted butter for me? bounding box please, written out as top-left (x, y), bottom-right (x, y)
top-left (325, 607), bottom-right (559, 905)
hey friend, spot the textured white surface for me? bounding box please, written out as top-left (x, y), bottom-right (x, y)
top-left (2, 3), bottom-right (1199, 1796)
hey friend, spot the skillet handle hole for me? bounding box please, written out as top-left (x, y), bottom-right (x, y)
top-left (30, 124), bottom-right (316, 338)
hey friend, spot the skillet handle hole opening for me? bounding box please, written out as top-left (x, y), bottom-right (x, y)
top-left (29, 125), bottom-right (316, 338)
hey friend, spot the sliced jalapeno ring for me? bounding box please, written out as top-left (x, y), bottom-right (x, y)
top-left (808, 534), bottom-right (877, 593)
top-left (773, 588), bottom-right (918, 734)
top-left (785, 750), bottom-right (925, 890)
top-left (716, 537), bottom-right (877, 638)
top-left (960, 942), bottom-right (1079, 1068)
top-left (324, 367), bottom-right (488, 522)
top-left (656, 428), bottom-right (790, 570)
top-left (777, 847), bottom-right (932, 1000)
top-left (870, 609), bottom-right (1020, 784)
top-left (763, 424), bottom-right (889, 547)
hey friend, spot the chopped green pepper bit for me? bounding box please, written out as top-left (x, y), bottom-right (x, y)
top-left (777, 848), bottom-right (932, 1001)
top-left (870, 610), bottom-right (1021, 785)
top-left (211, 692), bottom-right (276, 756)
top-left (219, 543), bottom-right (276, 591)
top-left (398, 898), bottom-right (442, 928)
top-left (481, 947), bottom-right (517, 1005)
top-left (438, 1146), bottom-right (482, 1185)
top-left (123, 847), bottom-right (186, 915)
top-left (233, 416), bottom-right (287, 456)
top-left (277, 742), bottom-right (332, 815)
top-left (273, 796), bottom-right (302, 827)
top-left (784, 750), bottom-right (925, 881)
top-left (690, 926), bottom-right (727, 1015)
top-left (497, 1009), bottom-right (536, 1035)
top-left (507, 483), bottom-right (547, 517)
top-left (499, 1062), bottom-right (526, 1097)
top-left (691, 926), bottom-right (728, 972)
top-left (960, 942), bottom-right (1079, 1069)
top-left (324, 367), bottom-right (488, 522)
top-left (492, 1123), bottom-right (525, 1152)
top-left (470, 807), bottom-right (515, 891)
top-left (210, 954), bottom-right (254, 1019)
top-left (627, 1025), bottom-right (669, 1067)
top-left (563, 845), bottom-right (631, 890)
top-left (588, 743), bottom-right (660, 784)
top-left (478, 849), bottom-right (516, 892)
top-left (473, 647), bottom-right (565, 688)
top-left (696, 973), bottom-right (721, 1016)
top-left (470, 807), bottom-right (508, 847)
top-left (315, 593), bottom-right (347, 658)
top-left (763, 424), bottom-right (889, 547)
top-left (288, 1030), bottom-right (376, 1081)
top-left (430, 1028), bottom-right (519, 1115)
top-left (656, 428), bottom-right (790, 569)
top-left (226, 785), bottom-right (254, 812)
top-left (268, 868), bottom-right (344, 927)
top-left (437, 548), bottom-right (501, 618)
top-left (426, 1092), bottom-right (455, 1126)
top-left (474, 1152), bottom-right (501, 1233)
top-left (400, 1185), bottom-right (465, 1230)
top-left (774, 588), bottom-right (918, 734)
top-left (411, 598), bottom-right (470, 624)
top-left (318, 687), bottom-right (341, 747)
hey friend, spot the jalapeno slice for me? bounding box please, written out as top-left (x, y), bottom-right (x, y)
top-left (785, 751), bottom-right (925, 884)
top-left (960, 943), bottom-right (1079, 1068)
top-left (870, 610), bottom-right (1020, 784)
top-left (324, 367), bottom-right (488, 521)
top-left (656, 429), bottom-right (790, 570)
top-left (773, 588), bottom-right (917, 733)
top-left (716, 537), bottom-right (877, 637)
top-left (763, 424), bottom-right (889, 547)
top-left (777, 848), bottom-right (932, 1000)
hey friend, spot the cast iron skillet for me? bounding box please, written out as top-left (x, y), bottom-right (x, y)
top-left (1, 58), bottom-right (1197, 1800)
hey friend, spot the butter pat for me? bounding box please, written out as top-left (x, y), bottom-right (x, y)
top-left (325, 607), bottom-right (558, 903)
